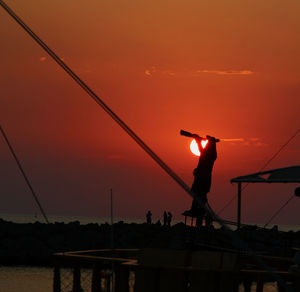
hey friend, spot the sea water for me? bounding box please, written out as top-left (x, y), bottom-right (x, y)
top-left (0, 266), bottom-right (52, 292)
top-left (0, 266), bottom-right (279, 292)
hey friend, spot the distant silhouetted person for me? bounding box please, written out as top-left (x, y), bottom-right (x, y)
top-left (146, 210), bottom-right (152, 224)
top-left (190, 135), bottom-right (217, 226)
top-left (163, 211), bottom-right (168, 226)
top-left (167, 212), bottom-right (173, 227)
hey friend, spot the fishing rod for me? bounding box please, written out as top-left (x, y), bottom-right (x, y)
top-left (180, 130), bottom-right (220, 142)
top-left (180, 130), bottom-right (252, 143)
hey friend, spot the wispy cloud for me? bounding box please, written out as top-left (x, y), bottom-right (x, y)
top-left (221, 138), bottom-right (267, 146)
top-left (145, 66), bottom-right (156, 76)
top-left (163, 70), bottom-right (175, 76)
top-left (145, 66), bottom-right (175, 77)
top-left (221, 138), bottom-right (245, 142)
top-left (196, 69), bottom-right (254, 75)
top-left (39, 56), bottom-right (65, 62)
top-left (144, 67), bottom-right (253, 77)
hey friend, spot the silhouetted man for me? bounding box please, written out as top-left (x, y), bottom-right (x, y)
top-left (167, 212), bottom-right (173, 227)
top-left (146, 210), bottom-right (152, 224)
top-left (190, 135), bottom-right (217, 226)
top-left (163, 211), bottom-right (168, 226)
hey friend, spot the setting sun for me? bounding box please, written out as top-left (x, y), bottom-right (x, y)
top-left (190, 139), bottom-right (208, 156)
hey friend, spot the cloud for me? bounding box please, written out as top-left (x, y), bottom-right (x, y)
top-left (144, 67), bottom-right (252, 77)
top-left (40, 56), bottom-right (66, 63)
top-left (222, 138), bottom-right (267, 146)
top-left (221, 138), bottom-right (245, 142)
top-left (145, 66), bottom-right (156, 76)
top-left (196, 69), bottom-right (254, 75)
top-left (243, 139), bottom-right (267, 147)
top-left (163, 70), bottom-right (175, 76)
top-left (145, 69), bottom-right (152, 76)
top-left (144, 67), bottom-right (175, 77)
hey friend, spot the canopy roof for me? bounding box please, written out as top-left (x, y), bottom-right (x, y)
top-left (231, 165), bottom-right (300, 183)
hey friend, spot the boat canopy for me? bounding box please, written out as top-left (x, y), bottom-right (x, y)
top-left (231, 165), bottom-right (300, 183)
top-left (230, 165), bottom-right (300, 229)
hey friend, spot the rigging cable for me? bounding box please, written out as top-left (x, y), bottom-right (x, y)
top-left (0, 0), bottom-right (211, 222)
top-left (0, 125), bottom-right (49, 223)
top-left (264, 193), bottom-right (295, 228)
top-left (0, 2), bottom-right (293, 289)
top-left (0, 0), bottom-right (194, 208)
top-left (217, 128), bottom-right (300, 215)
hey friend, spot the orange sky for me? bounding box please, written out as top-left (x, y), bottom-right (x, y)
top-left (0, 0), bottom-right (299, 225)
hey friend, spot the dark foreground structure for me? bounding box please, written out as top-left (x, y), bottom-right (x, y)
top-left (53, 248), bottom-right (300, 292)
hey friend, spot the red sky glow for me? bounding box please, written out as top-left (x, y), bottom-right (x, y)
top-left (0, 0), bottom-right (299, 225)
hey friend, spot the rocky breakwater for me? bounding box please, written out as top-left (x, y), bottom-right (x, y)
top-left (0, 219), bottom-right (190, 265)
top-left (0, 218), bottom-right (300, 265)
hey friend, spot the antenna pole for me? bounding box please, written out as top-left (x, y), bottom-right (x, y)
top-left (110, 188), bottom-right (115, 292)
top-left (110, 188), bottom-right (114, 249)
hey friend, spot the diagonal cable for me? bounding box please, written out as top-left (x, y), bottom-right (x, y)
top-left (264, 194), bottom-right (295, 228)
top-left (0, 125), bottom-right (49, 223)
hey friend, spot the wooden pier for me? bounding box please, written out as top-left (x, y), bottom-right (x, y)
top-left (52, 248), bottom-right (299, 292)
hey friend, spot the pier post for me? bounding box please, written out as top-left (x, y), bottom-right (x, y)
top-left (256, 277), bottom-right (264, 292)
top-left (91, 266), bottom-right (101, 292)
top-left (53, 265), bottom-right (61, 292)
top-left (115, 265), bottom-right (129, 292)
top-left (73, 267), bottom-right (81, 292)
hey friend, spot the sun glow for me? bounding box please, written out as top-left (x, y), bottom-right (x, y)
top-left (190, 139), bottom-right (208, 156)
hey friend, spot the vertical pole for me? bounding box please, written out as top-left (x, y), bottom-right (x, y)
top-left (115, 266), bottom-right (130, 292)
top-left (73, 267), bottom-right (81, 292)
top-left (91, 267), bottom-right (101, 292)
top-left (110, 188), bottom-right (115, 292)
top-left (256, 277), bottom-right (264, 292)
top-left (53, 265), bottom-right (61, 292)
top-left (110, 188), bottom-right (114, 249)
top-left (237, 182), bottom-right (242, 230)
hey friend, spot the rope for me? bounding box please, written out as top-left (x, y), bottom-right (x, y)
top-left (264, 194), bottom-right (295, 228)
top-left (260, 128), bottom-right (299, 171)
top-left (0, 125), bottom-right (49, 223)
top-left (0, 2), bottom-right (294, 289)
top-left (0, 0), bottom-right (192, 194)
top-left (218, 128), bottom-right (300, 215)
top-left (0, 0), bottom-right (208, 222)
